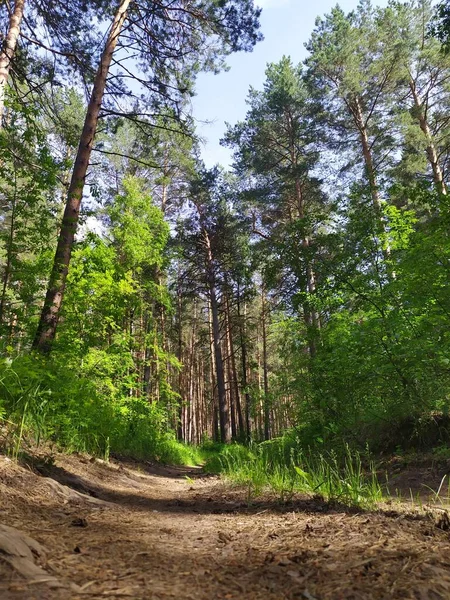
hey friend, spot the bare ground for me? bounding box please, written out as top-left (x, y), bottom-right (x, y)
top-left (1, 452), bottom-right (450, 600)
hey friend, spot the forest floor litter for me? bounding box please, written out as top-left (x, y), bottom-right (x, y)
top-left (1, 451), bottom-right (450, 599)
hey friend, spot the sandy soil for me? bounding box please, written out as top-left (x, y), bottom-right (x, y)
top-left (1, 452), bottom-right (450, 600)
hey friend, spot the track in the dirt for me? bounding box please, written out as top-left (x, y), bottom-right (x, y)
top-left (1, 453), bottom-right (450, 600)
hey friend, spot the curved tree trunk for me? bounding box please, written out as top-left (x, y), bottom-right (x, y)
top-left (351, 96), bottom-right (383, 212)
top-left (0, 0), bottom-right (26, 127)
top-left (33, 0), bottom-right (132, 352)
top-left (349, 95), bottom-right (392, 261)
top-left (409, 80), bottom-right (447, 196)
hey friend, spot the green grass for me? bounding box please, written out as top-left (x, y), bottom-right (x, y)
top-left (0, 355), bottom-right (202, 467)
top-left (203, 439), bottom-right (383, 508)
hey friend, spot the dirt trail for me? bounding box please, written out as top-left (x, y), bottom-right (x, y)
top-left (1, 453), bottom-right (450, 600)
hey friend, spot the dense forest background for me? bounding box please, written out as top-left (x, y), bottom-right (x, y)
top-left (1, 0), bottom-right (450, 469)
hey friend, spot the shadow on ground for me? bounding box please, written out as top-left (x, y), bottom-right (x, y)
top-left (20, 455), bottom-right (374, 518)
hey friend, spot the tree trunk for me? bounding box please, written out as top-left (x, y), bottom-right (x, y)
top-left (209, 280), bottom-right (229, 443)
top-left (238, 294), bottom-right (252, 441)
top-left (293, 179), bottom-right (320, 356)
top-left (32, 0), bottom-right (132, 352)
top-left (0, 172), bottom-right (17, 325)
top-left (225, 306), bottom-right (237, 440)
top-left (208, 299), bottom-right (220, 442)
top-left (351, 96), bottom-right (383, 212)
top-left (204, 231), bottom-right (229, 443)
top-left (409, 79), bottom-right (447, 196)
top-left (225, 288), bottom-right (244, 439)
top-left (261, 287), bottom-right (270, 441)
top-left (288, 105), bottom-right (320, 355)
top-left (350, 95), bottom-right (392, 261)
top-left (176, 274), bottom-right (183, 441)
top-left (0, 0), bottom-right (26, 127)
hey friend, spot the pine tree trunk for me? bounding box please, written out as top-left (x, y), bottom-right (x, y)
top-left (0, 0), bottom-right (26, 127)
top-left (350, 95), bottom-right (391, 261)
top-left (351, 96), bottom-right (383, 212)
top-left (176, 277), bottom-right (184, 441)
top-left (225, 289), bottom-right (244, 439)
top-left (225, 309), bottom-right (237, 440)
top-left (208, 300), bottom-right (220, 442)
top-left (261, 287), bottom-right (270, 441)
top-left (209, 280), bottom-right (229, 443)
top-left (236, 284), bottom-right (251, 440)
top-left (409, 80), bottom-right (447, 195)
top-left (0, 173), bottom-right (17, 325)
top-left (32, 0), bottom-right (132, 352)
top-left (201, 223), bottom-right (229, 443)
top-left (292, 158), bottom-right (319, 355)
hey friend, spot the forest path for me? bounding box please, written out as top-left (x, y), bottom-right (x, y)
top-left (1, 453), bottom-right (450, 600)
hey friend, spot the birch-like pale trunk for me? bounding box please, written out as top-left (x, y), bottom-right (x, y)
top-left (33, 0), bottom-right (132, 352)
top-left (0, 0), bottom-right (26, 127)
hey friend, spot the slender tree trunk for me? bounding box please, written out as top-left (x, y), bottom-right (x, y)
top-left (200, 220), bottom-right (229, 443)
top-left (0, 172), bottom-right (17, 325)
top-left (261, 287), bottom-right (270, 441)
top-left (0, 0), bottom-right (26, 127)
top-left (32, 0), bottom-right (132, 352)
top-left (350, 95), bottom-right (392, 261)
top-left (237, 294), bottom-right (251, 441)
top-left (176, 275), bottom-right (183, 441)
top-left (289, 114), bottom-right (320, 354)
top-left (256, 320), bottom-right (262, 439)
top-left (209, 280), bottom-right (229, 443)
top-left (225, 289), bottom-right (244, 439)
top-left (225, 308), bottom-right (237, 440)
top-left (351, 96), bottom-right (383, 212)
top-left (409, 80), bottom-right (447, 195)
top-left (208, 299), bottom-right (220, 442)
top-left (293, 185), bottom-right (319, 356)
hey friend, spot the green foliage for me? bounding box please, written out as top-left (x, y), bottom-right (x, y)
top-left (3, 0), bottom-right (450, 470)
top-left (203, 438), bottom-right (382, 508)
top-left (0, 354), bottom-right (199, 465)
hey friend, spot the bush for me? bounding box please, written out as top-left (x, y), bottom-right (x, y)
top-left (0, 354), bottom-right (199, 466)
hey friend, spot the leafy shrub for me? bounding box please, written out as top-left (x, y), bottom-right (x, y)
top-left (0, 354), bottom-right (199, 466)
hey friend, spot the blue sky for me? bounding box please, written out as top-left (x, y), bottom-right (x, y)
top-left (192, 0), bottom-right (390, 168)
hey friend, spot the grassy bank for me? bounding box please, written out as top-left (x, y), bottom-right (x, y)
top-left (203, 439), bottom-right (383, 508)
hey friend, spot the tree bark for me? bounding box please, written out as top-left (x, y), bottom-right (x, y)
top-left (225, 302), bottom-right (237, 440)
top-left (203, 230), bottom-right (229, 443)
top-left (409, 79), bottom-right (447, 196)
top-left (287, 106), bottom-right (320, 355)
top-left (350, 95), bottom-right (392, 261)
top-left (351, 96), bottom-right (383, 212)
top-left (208, 299), bottom-right (220, 442)
top-left (0, 0), bottom-right (26, 127)
top-left (261, 287), bottom-right (270, 441)
top-left (209, 274), bottom-right (229, 443)
top-left (0, 171), bottom-right (17, 325)
top-left (225, 288), bottom-right (244, 439)
top-left (32, 0), bottom-right (132, 352)
top-left (176, 273), bottom-right (184, 441)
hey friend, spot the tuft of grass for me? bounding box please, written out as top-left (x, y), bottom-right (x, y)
top-left (203, 440), bottom-right (383, 508)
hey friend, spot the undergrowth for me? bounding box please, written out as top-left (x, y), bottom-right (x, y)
top-left (0, 356), bottom-right (385, 506)
top-left (0, 355), bottom-right (200, 466)
top-left (203, 439), bottom-right (383, 508)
